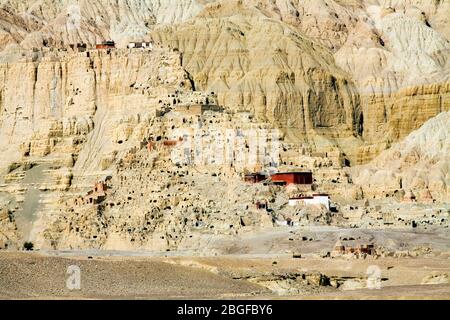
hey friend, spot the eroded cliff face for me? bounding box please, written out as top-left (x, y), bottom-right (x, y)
top-left (0, 1), bottom-right (449, 250)
top-left (351, 111), bottom-right (450, 203)
top-left (334, 6), bottom-right (450, 161)
top-left (148, 0), bottom-right (449, 161)
top-left (0, 48), bottom-right (189, 171)
top-left (151, 7), bottom-right (361, 134)
top-left (151, 1), bottom-right (364, 160)
top-left (0, 0), bottom-right (206, 50)
top-left (0, 0), bottom-right (449, 163)
top-left (0, 46), bottom-right (195, 248)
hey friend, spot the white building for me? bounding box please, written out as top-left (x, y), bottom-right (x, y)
top-left (128, 42), bottom-right (153, 49)
top-left (288, 194), bottom-right (330, 210)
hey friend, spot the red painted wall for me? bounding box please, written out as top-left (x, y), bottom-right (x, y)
top-left (96, 44), bottom-right (114, 49)
top-left (270, 172), bottom-right (312, 185)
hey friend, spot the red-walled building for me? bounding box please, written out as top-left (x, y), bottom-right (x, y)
top-left (270, 172), bottom-right (313, 185)
top-left (96, 40), bottom-right (115, 49)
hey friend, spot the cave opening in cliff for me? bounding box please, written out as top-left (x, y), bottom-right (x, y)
top-left (358, 113), bottom-right (364, 136)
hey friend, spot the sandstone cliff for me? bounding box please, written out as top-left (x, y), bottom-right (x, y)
top-left (1, 0), bottom-right (449, 163)
top-left (0, 47), bottom-right (189, 171)
top-left (0, 0), bottom-right (449, 251)
top-left (351, 111), bottom-right (450, 202)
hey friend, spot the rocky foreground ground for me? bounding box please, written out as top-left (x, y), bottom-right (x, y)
top-left (1, 226), bottom-right (449, 299)
top-left (1, 252), bottom-right (449, 300)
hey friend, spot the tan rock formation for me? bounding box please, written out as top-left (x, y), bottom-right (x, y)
top-left (0, 0), bottom-right (448, 251)
top-left (1, 0), bottom-right (448, 163)
top-left (351, 111), bottom-right (450, 202)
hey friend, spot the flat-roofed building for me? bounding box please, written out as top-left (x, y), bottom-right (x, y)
top-left (288, 194), bottom-right (330, 210)
top-left (270, 172), bottom-right (313, 185)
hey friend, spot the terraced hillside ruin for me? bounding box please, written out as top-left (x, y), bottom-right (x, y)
top-left (0, 0), bottom-right (448, 257)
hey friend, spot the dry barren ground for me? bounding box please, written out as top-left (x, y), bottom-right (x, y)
top-left (1, 225), bottom-right (449, 299)
top-left (1, 252), bottom-right (449, 300)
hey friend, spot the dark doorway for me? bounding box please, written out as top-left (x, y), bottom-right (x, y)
top-left (357, 113), bottom-right (364, 136)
